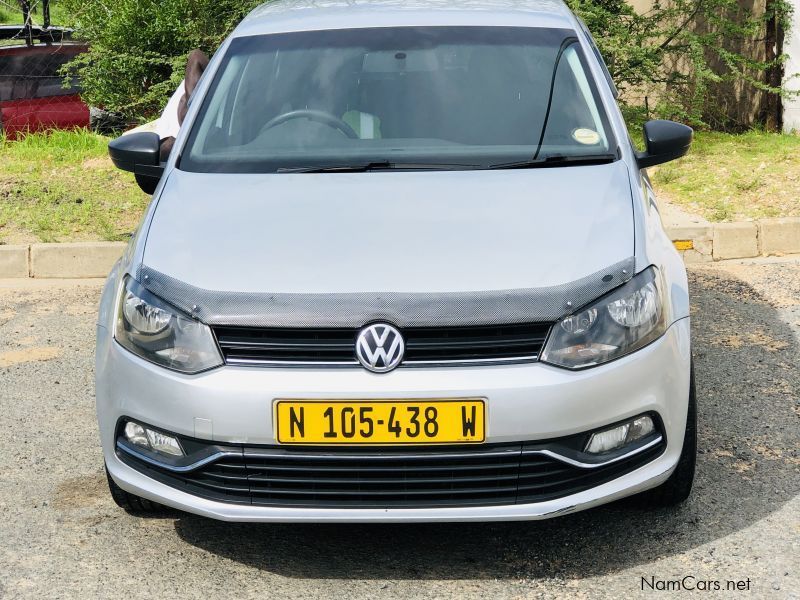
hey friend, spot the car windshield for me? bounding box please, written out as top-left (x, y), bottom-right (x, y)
top-left (180, 26), bottom-right (616, 173)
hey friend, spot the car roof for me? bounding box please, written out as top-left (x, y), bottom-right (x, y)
top-left (234, 0), bottom-right (577, 38)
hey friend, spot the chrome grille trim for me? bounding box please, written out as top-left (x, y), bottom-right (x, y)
top-left (223, 356), bottom-right (540, 368)
top-left (213, 323), bottom-right (551, 368)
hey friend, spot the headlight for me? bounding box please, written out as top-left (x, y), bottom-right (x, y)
top-left (541, 267), bottom-right (668, 369)
top-left (114, 276), bottom-right (223, 373)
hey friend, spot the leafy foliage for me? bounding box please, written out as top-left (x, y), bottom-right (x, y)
top-left (567, 0), bottom-right (794, 130)
top-left (59, 0), bottom-right (261, 120)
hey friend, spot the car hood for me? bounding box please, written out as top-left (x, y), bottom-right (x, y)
top-left (142, 163), bottom-right (634, 294)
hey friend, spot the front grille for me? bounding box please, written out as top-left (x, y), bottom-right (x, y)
top-left (119, 441), bottom-right (664, 509)
top-left (213, 322), bottom-right (553, 367)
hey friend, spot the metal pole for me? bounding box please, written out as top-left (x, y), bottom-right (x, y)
top-left (18, 0), bottom-right (32, 45)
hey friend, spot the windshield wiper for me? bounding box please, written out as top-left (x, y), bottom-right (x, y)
top-left (488, 153), bottom-right (618, 170)
top-left (278, 155), bottom-right (616, 173)
top-left (277, 161), bottom-right (479, 173)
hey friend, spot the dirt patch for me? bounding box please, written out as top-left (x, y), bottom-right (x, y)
top-left (52, 473), bottom-right (106, 510)
top-left (711, 449), bottom-right (735, 459)
top-left (0, 346), bottom-right (61, 368)
top-left (713, 334), bottom-right (744, 349)
top-left (15, 335), bottom-right (38, 346)
top-left (64, 303), bottom-right (97, 317)
top-left (750, 445), bottom-right (784, 460)
top-left (732, 461), bottom-right (754, 475)
top-left (0, 309), bottom-right (15, 326)
top-left (710, 449), bottom-right (755, 476)
top-left (81, 157), bottom-right (113, 170)
top-left (711, 332), bottom-right (789, 352)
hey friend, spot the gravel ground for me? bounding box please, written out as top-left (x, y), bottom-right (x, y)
top-left (0, 262), bottom-right (798, 599)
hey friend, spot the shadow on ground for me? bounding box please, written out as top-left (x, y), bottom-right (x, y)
top-left (173, 269), bottom-right (799, 580)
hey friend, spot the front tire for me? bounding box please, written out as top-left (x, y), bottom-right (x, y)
top-left (105, 465), bottom-right (166, 514)
top-left (639, 362), bottom-right (697, 506)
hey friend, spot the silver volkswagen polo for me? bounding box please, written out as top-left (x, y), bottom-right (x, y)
top-left (97, 0), bottom-right (696, 522)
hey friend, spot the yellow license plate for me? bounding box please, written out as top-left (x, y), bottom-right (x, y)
top-left (274, 399), bottom-right (486, 445)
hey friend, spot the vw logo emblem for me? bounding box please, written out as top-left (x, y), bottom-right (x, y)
top-left (355, 323), bottom-right (405, 373)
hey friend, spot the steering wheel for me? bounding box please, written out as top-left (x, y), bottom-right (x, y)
top-left (261, 109), bottom-right (359, 139)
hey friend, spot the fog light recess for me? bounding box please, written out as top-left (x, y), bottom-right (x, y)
top-left (123, 421), bottom-right (184, 457)
top-left (585, 415), bottom-right (655, 454)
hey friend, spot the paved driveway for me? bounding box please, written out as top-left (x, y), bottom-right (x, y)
top-left (0, 261), bottom-right (798, 599)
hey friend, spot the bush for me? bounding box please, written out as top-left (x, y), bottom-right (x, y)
top-left (60, 0), bottom-right (261, 121)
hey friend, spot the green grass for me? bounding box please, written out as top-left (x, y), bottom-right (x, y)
top-left (0, 130), bottom-right (149, 244)
top-left (649, 130), bottom-right (800, 222)
top-left (0, 1), bottom-right (68, 26)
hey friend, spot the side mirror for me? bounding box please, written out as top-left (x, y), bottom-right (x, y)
top-left (108, 132), bottom-right (164, 194)
top-left (636, 120), bottom-right (693, 169)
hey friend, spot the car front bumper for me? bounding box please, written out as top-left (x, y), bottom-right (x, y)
top-left (96, 318), bottom-right (691, 522)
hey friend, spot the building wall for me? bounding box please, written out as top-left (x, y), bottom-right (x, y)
top-left (783, 2), bottom-right (800, 132)
top-left (628, 0), bottom-right (654, 11)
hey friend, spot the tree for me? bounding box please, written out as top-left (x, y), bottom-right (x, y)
top-left (567, 0), bottom-right (793, 130)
